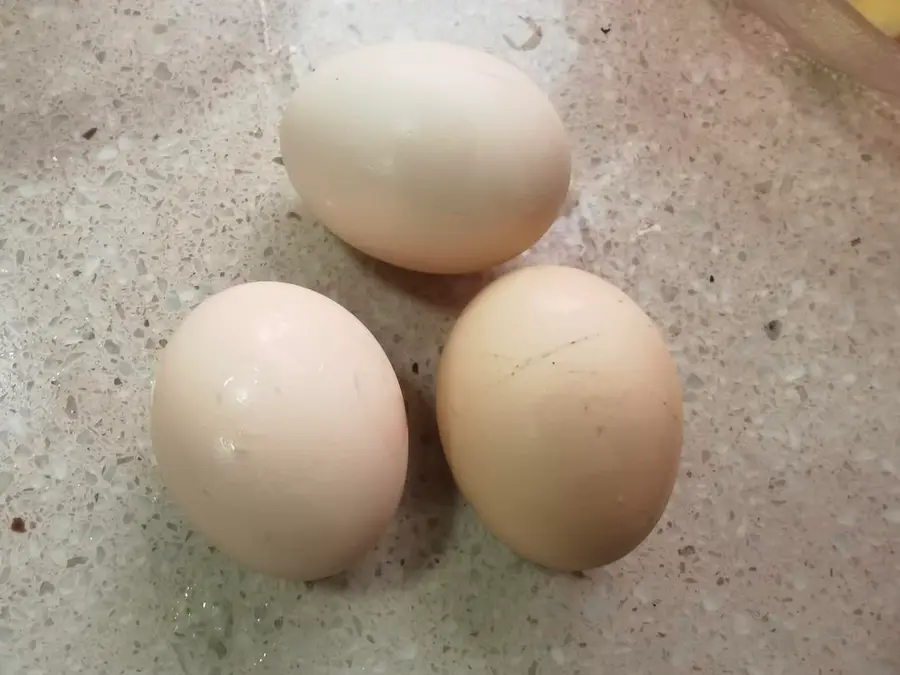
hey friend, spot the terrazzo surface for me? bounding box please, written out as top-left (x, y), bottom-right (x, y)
top-left (1, 0), bottom-right (899, 673)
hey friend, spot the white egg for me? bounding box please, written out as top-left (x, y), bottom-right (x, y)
top-left (280, 41), bottom-right (571, 274)
top-left (151, 282), bottom-right (408, 580)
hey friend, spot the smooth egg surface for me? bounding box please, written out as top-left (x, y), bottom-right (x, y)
top-left (279, 41), bottom-right (571, 274)
top-left (436, 266), bottom-right (683, 571)
top-left (151, 282), bottom-right (408, 580)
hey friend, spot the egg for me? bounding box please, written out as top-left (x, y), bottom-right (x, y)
top-left (279, 41), bottom-right (571, 274)
top-left (151, 282), bottom-right (408, 580)
top-left (436, 266), bottom-right (683, 571)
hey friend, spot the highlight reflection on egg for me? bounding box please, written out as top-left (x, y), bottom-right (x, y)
top-left (151, 282), bottom-right (408, 580)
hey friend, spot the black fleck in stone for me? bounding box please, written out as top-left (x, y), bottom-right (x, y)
top-left (709, 275), bottom-right (715, 283)
top-left (411, 362), bottom-right (419, 375)
top-left (143, 319), bottom-right (150, 327)
top-left (81, 127), bottom-right (99, 140)
top-left (600, 25), bottom-right (612, 34)
top-left (851, 237), bottom-right (861, 247)
top-left (861, 153), bottom-right (872, 162)
top-left (114, 377), bottom-right (123, 386)
top-left (764, 319), bottom-right (783, 341)
top-left (273, 156), bottom-right (284, 165)
top-left (159, 338), bottom-right (168, 347)
top-left (677, 544), bottom-right (696, 557)
top-left (10, 517), bottom-right (26, 533)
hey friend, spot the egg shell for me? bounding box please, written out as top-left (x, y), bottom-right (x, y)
top-left (436, 266), bottom-right (683, 571)
top-left (279, 41), bottom-right (571, 274)
top-left (151, 282), bottom-right (408, 580)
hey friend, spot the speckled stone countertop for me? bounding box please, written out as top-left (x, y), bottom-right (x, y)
top-left (1, 0), bottom-right (899, 673)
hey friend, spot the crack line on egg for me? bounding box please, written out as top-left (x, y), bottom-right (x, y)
top-left (497, 331), bottom-right (605, 382)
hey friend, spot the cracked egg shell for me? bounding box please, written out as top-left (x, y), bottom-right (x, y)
top-left (436, 266), bottom-right (682, 571)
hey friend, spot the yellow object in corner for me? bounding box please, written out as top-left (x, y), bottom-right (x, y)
top-left (851, 0), bottom-right (900, 37)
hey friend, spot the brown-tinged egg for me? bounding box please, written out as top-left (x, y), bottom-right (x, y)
top-left (436, 266), bottom-right (683, 571)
